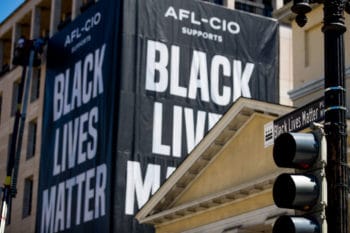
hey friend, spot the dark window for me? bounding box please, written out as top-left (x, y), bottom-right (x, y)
top-left (11, 80), bottom-right (20, 116)
top-left (0, 93), bottom-right (2, 124)
top-left (81, 0), bottom-right (96, 12)
top-left (26, 119), bottom-right (37, 159)
top-left (7, 133), bottom-right (13, 166)
top-left (30, 68), bottom-right (41, 102)
top-left (0, 63), bottom-right (10, 76)
top-left (202, 0), bottom-right (224, 4)
top-left (235, 0), bottom-right (271, 17)
top-left (57, 12), bottom-right (72, 31)
top-left (22, 177), bottom-right (33, 218)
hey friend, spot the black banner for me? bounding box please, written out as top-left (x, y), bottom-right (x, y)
top-left (114, 0), bottom-right (278, 232)
top-left (36, 0), bottom-right (279, 232)
top-left (36, 1), bottom-right (121, 232)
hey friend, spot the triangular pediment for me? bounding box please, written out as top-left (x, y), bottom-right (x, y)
top-left (136, 98), bottom-right (293, 225)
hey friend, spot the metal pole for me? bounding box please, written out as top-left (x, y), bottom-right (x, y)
top-left (0, 37), bottom-right (44, 233)
top-left (0, 48), bottom-right (28, 233)
top-left (11, 49), bottom-right (35, 197)
top-left (323, 0), bottom-right (348, 232)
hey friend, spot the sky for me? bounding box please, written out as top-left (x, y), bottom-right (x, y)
top-left (0, 0), bottom-right (25, 23)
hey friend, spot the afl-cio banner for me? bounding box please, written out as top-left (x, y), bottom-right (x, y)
top-left (114, 0), bottom-right (278, 232)
top-left (36, 0), bottom-right (278, 232)
top-left (36, 1), bottom-right (121, 232)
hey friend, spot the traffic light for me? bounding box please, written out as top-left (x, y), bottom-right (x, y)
top-left (272, 126), bottom-right (327, 233)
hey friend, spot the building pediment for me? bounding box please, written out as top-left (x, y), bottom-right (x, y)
top-left (136, 98), bottom-right (293, 229)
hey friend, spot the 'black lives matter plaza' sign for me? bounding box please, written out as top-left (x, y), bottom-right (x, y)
top-left (264, 97), bottom-right (325, 147)
top-left (36, 0), bottom-right (279, 232)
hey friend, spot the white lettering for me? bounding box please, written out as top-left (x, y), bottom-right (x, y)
top-left (184, 108), bottom-right (206, 153)
top-left (54, 182), bottom-right (65, 232)
top-left (125, 161), bottom-right (160, 215)
top-left (152, 102), bottom-right (224, 158)
top-left (145, 40), bottom-right (168, 92)
top-left (53, 74), bottom-right (64, 121)
top-left (188, 51), bottom-right (210, 102)
top-left (52, 44), bottom-right (105, 121)
top-left (41, 186), bottom-right (56, 233)
top-left (53, 107), bottom-right (99, 176)
top-left (170, 45), bottom-right (187, 97)
top-left (233, 60), bottom-right (254, 101)
top-left (152, 102), bottom-right (170, 156)
top-left (41, 164), bottom-right (107, 232)
top-left (164, 7), bottom-right (240, 35)
top-left (211, 55), bottom-right (231, 106)
top-left (145, 40), bottom-right (254, 106)
top-left (164, 6), bottom-right (177, 19)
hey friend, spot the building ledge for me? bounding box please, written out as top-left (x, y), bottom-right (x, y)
top-left (139, 173), bottom-right (280, 225)
top-left (289, 66), bottom-right (350, 101)
top-left (273, 1), bottom-right (294, 24)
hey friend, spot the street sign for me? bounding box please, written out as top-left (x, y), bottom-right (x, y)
top-left (264, 97), bottom-right (324, 147)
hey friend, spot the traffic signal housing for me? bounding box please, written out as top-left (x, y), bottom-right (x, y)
top-left (272, 127), bottom-right (327, 233)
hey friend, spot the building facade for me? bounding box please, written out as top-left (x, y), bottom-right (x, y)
top-left (136, 3), bottom-right (350, 233)
top-left (0, 0), bottom-right (342, 233)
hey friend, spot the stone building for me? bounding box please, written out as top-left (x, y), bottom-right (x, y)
top-left (1, 0), bottom-right (345, 233)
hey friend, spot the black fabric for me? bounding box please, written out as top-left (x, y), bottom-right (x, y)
top-left (36, 0), bottom-right (278, 232)
top-left (113, 0), bottom-right (279, 232)
top-left (36, 1), bottom-right (121, 232)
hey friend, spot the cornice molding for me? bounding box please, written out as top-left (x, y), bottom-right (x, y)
top-left (289, 67), bottom-right (350, 101)
top-left (288, 78), bottom-right (324, 101)
top-left (138, 172), bottom-right (288, 225)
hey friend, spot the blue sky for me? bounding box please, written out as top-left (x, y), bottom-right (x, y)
top-left (0, 0), bottom-right (24, 23)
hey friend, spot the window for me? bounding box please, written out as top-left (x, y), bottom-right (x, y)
top-left (0, 63), bottom-right (10, 76)
top-left (81, 0), bottom-right (96, 12)
top-left (235, 0), bottom-right (271, 17)
top-left (22, 177), bottom-right (33, 218)
top-left (57, 12), bottom-right (72, 31)
top-left (0, 93), bottom-right (2, 124)
top-left (30, 68), bottom-right (41, 102)
top-left (26, 119), bottom-right (37, 159)
top-left (11, 80), bottom-right (21, 116)
top-left (203, 0), bottom-right (224, 4)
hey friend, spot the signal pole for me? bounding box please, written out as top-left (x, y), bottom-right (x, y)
top-left (291, 0), bottom-right (349, 232)
top-left (323, 1), bottom-right (348, 232)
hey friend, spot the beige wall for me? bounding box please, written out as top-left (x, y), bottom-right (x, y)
top-left (291, 5), bottom-right (350, 111)
top-left (154, 114), bottom-right (281, 233)
top-left (0, 65), bottom-right (46, 233)
top-left (292, 5), bottom-right (350, 87)
top-left (156, 192), bottom-right (273, 233)
top-left (292, 6), bottom-right (324, 89)
top-left (176, 114), bottom-right (277, 205)
top-left (279, 25), bottom-right (293, 106)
